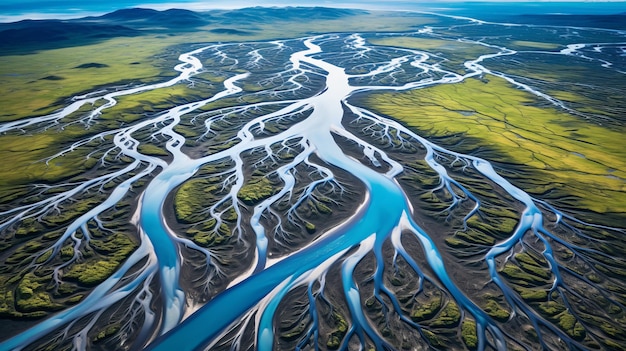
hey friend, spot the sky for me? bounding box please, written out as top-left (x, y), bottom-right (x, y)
top-left (0, 0), bottom-right (625, 22)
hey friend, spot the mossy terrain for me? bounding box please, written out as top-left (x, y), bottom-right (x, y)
top-left (0, 133), bottom-right (100, 189)
top-left (410, 292), bottom-right (443, 322)
top-left (0, 191), bottom-right (139, 321)
top-left (0, 36), bottom-right (172, 122)
top-left (65, 233), bottom-right (137, 286)
top-left (173, 162), bottom-right (242, 248)
top-left (174, 178), bottom-right (221, 224)
top-left (365, 76), bottom-right (626, 223)
top-left (0, 232), bottom-right (137, 318)
top-left (483, 298), bottom-right (511, 322)
top-left (237, 177), bottom-right (278, 205)
top-left (326, 312), bottom-right (349, 349)
top-left (370, 36), bottom-right (496, 56)
top-left (537, 300), bottom-right (586, 340)
top-left (461, 319), bottom-right (478, 349)
top-left (394, 156), bottom-right (522, 253)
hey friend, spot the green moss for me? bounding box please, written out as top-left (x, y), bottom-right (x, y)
top-left (90, 233), bottom-right (136, 259)
top-left (365, 76), bottom-right (626, 216)
top-left (411, 293), bottom-right (442, 322)
top-left (198, 218), bottom-right (217, 231)
top-left (462, 319), bottom-right (478, 349)
top-left (217, 223), bottom-right (231, 236)
top-left (66, 295), bottom-right (84, 303)
top-left (93, 324), bottom-right (121, 343)
top-left (558, 312), bottom-right (585, 340)
top-left (432, 301), bottom-right (461, 327)
top-left (137, 143), bottom-right (169, 156)
top-left (42, 197), bottom-right (102, 226)
top-left (602, 339), bottom-right (626, 351)
top-left (61, 246), bottom-right (75, 260)
top-left (222, 208), bottom-right (238, 222)
top-left (515, 252), bottom-right (541, 267)
top-left (56, 283), bottom-right (78, 296)
top-left (237, 177), bottom-right (277, 205)
top-left (174, 178), bottom-right (221, 223)
top-left (538, 301), bottom-right (566, 316)
top-left (516, 257), bottom-right (551, 280)
top-left (186, 219), bottom-right (233, 247)
top-left (0, 133), bottom-right (105, 192)
top-left (65, 260), bottom-right (119, 286)
top-left (559, 313), bottom-right (576, 329)
top-left (173, 124), bottom-right (202, 138)
top-left (316, 202), bottom-right (332, 214)
top-left (483, 300), bottom-right (510, 322)
top-left (64, 233), bottom-right (135, 286)
top-left (455, 229), bottom-right (495, 246)
top-left (600, 321), bottom-right (625, 338)
top-left (304, 221), bottom-right (316, 234)
top-left (35, 249), bottom-right (53, 264)
top-left (369, 37), bottom-right (495, 69)
top-left (326, 335), bottom-right (341, 349)
top-left (515, 287), bottom-right (548, 301)
top-left (280, 320), bottom-right (309, 341)
top-left (445, 237), bottom-right (471, 248)
top-left (16, 273), bottom-right (61, 312)
top-left (15, 217), bottom-right (44, 237)
top-left (326, 312), bottom-right (348, 350)
top-left (0, 277), bottom-right (13, 316)
top-left (500, 263), bottom-right (547, 285)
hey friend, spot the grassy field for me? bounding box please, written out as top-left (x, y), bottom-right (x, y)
top-left (364, 76), bottom-right (626, 220)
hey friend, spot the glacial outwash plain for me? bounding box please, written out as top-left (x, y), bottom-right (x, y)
top-left (0, 4), bottom-right (625, 351)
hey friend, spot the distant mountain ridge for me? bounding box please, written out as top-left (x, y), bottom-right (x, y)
top-left (93, 8), bottom-right (210, 28)
top-left (0, 6), bottom-right (366, 55)
top-left (2, 6), bottom-right (624, 56)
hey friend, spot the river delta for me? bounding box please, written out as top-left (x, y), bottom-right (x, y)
top-left (0, 6), bottom-right (625, 351)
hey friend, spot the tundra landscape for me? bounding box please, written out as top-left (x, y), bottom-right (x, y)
top-left (0, 3), bottom-right (625, 350)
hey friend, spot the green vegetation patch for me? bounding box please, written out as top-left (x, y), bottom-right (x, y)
top-left (187, 221), bottom-right (233, 247)
top-left (16, 273), bottom-right (62, 312)
top-left (461, 319), bottom-right (478, 349)
top-left (500, 263), bottom-right (548, 286)
top-left (365, 76), bottom-right (626, 217)
top-left (0, 133), bottom-right (99, 190)
top-left (237, 177), bottom-right (278, 206)
top-left (174, 178), bottom-right (220, 223)
top-left (137, 143), bottom-right (170, 156)
top-left (432, 300), bottom-right (461, 327)
top-left (411, 293), bottom-right (442, 322)
top-left (0, 35), bottom-right (180, 121)
top-left (483, 299), bottom-right (511, 322)
top-left (93, 324), bottom-right (121, 343)
top-left (515, 287), bottom-right (548, 301)
top-left (65, 233), bottom-right (137, 286)
top-left (326, 312), bottom-right (349, 349)
top-left (0, 11), bottom-right (437, 122)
